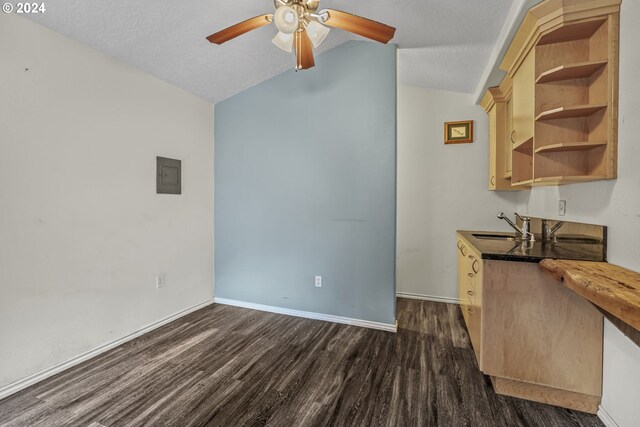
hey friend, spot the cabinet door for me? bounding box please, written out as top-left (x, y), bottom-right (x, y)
top-left (488, 105), bottom-right (498, 190)
top-left (512, 52), bottom-right (535, 146)
top-left (506, 97), bottom-right (514, 174)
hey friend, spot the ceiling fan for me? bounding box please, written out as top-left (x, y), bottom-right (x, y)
top-left (206, 0), bottom-right (396, 71)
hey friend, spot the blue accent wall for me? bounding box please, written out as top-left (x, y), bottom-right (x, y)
top-left (214, 41), bottom-right (397, 325)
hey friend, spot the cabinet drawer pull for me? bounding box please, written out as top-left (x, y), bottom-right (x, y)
top-left (467, 272), bottom-right (475, 278)
top-left (468, 254), bottom-right (475, 260)
top-left (457, 240), bottom-right (463, 249)
top-left (511, 130), bottom-right (516, 144)
top-left (461, 246), bottom-right (467, 256)
top-left (491, 176), bottom-right (496, 186)
top-left (472, 260), bottom-right (480, 274)
top-left (467, 290), bottom-right (475, 296)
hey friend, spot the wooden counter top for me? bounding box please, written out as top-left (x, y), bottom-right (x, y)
top-left (540, 259), bottom-right (640, 332)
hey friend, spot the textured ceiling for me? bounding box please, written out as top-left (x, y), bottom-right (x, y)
top-left (25, 0), bottom-right (514, 103)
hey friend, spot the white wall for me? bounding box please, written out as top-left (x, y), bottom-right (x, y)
top-left (396, 85), bottom-right (519, 301)
top-left (0, 13), bottom-right (214, 392)
top-left (517, 2), bottom-right (640, 426)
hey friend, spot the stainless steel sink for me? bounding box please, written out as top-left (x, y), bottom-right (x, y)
top-left (555, 236), bottom-right (602, 245)
top-left (472, 233), bottom-right (516, 241)
top-left (471, 233), bottom-right (601, 244)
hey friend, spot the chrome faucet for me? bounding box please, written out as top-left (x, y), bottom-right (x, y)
top-left (497, 212), bottom-right (535, 242)
top-left (542, 219), bottom-right (565, 242)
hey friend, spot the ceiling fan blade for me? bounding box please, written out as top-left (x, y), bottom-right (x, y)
top-left (322, 9), bottom-right (396, 44)
top-left (206, 14), bottom-right (273, 45)
top-left (295, 30), bottom-right (315, 70)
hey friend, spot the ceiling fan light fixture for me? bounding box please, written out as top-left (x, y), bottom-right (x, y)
top-left (305, 20), bottom-right (330, 48)
top-left (206, 1), bottom-right (397, 71)
top-left (272, 31), bottom-right (294, 52)
top-left (274, 6), bottom-right (299, 34)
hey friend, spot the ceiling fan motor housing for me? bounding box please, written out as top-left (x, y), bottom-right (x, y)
top-left (274, 0), bottom-right (319, 15)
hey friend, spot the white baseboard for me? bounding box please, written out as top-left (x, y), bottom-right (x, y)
top-left (396, 291), bottom-right (460, 305)
top-left (214, 297), bottom-right (397, 333)
top-left (0, 299), bottom-right (214, 401)
top-left (598, 405), bottom-right (619, 427)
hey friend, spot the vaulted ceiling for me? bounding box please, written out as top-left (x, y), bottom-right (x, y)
top-left (25, 0), bottom-right (514, 103)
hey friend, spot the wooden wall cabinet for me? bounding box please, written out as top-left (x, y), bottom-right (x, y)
top-left (483, 0), bottom-right (620, 188)
top-left (486, 90), bottom-right (509, 191)
top-left (482, 78), bottom-right (529, 191)
top-left (456, 233), bottom-right (604, 413)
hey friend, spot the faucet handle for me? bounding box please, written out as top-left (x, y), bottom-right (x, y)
top-left (498, 212), bottom-right (506, 219)
top-left (514, 212), bottom-right (529, 222)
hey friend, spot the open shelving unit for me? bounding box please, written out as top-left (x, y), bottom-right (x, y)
top-left (486, 0), bottom-right (620, 190)
top-left (530, 13), bottom-right (619, 185)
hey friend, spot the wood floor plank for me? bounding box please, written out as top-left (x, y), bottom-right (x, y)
top-left (447, 302), bottom-right (471, 349)
top-left (0, 298), bottom-right (604, 427)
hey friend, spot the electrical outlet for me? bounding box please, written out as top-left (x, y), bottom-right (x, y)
top-left (315, 276), bottom-right (322, 288)
top-left (156, 273), bottom-right (166, 288)
top-left (558, 200), bottom-right (567, 217)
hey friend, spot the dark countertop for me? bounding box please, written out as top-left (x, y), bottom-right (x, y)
top-left (457, 230), bottom-right (607, 263)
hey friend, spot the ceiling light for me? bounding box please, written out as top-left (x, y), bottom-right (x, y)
top-left (274, 6), bottom-right (299, 34)
top-left (272, 31), bottom-right (294, 52)
top-left (305, 21), bottom-right (330, 48)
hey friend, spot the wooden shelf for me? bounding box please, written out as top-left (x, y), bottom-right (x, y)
top-left (534, 141), bottom-right (607, 154)
top-left (537, 19), bottom-right (607, 45)
top-left (513, 137), bottom-right (534, 153)
top-left (536, 60), bottom-right (608, 84)
top-left (535, 104), bottom-right (607, 121)
top-left (533, 175), bottom-right (607, 185)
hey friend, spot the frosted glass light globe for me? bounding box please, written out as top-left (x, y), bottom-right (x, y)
top-left (274, 6), bottom-right (299, 34)
top-left (272, 31), bottom-right (294, 52)
top-left (306, 21), bottom-right (330, 48)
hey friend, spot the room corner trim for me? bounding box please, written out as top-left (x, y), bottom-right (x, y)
top-left (598, 405), bottom-right (620, 427)
top-left (396, 291), bottom-right (460, 305)
top-left (214, 297), bottom-right (397, 333)
top-left (472, 0), bottom-right (535, 104)
top-left (0, 298), bottom-right (214, 401)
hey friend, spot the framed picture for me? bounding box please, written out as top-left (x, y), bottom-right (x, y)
top-left (444, 120), bottom-right (474, 144)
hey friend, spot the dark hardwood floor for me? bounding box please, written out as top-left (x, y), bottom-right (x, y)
top-left (0, 298), bottom-right (604, 426)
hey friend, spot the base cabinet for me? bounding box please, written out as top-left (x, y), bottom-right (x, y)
top-left (457, 237), bottom-right (483, 363)
top-left (456, 233), bottom-right (603, 413)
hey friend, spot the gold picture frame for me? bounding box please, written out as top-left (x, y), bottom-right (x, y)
top-left (444, 120), bottom-right (474, 144)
